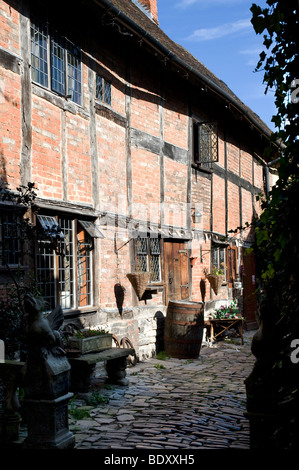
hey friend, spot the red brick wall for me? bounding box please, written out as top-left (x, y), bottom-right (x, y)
top-left (0, 0), bottom-right (272, 342)
top-left (0, 66), bottom-right (21, 189)
top-left (31, 97), bottom-right (62, 199)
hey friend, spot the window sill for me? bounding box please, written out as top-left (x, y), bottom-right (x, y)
top-left (63, 306), bottom-right (98, 317)
top-left (191, 163), bottom-right (213, 174)
top-left (146, 284), bottom-right (165, 292)
top-left (32, 82), bottom-right (86, 116)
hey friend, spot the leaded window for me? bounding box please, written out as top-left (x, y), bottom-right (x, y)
top-left (211, 244), bottom-right (226, 281)
top-left (0, 212), bottom-right (22, 266)
top-left (30, 18), bottom-right (82, 105)
top-left (135, 236), bottom-right (161, 283)
top-left (30, 19), bottom-right (49, 87)
top-left (96, 75), bottom-right (112, 105)
top-left (193, 122), bottom-right (218, 166)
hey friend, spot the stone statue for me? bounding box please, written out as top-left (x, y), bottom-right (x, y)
top-left (22, 293), bottom-right (75, 448)
top-left (24, 293), bottom-right (65, 360)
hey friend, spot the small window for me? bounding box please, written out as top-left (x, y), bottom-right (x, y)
top-left (193, 121), bottom-right (218, 166)
top-left (211, 244), bottom-right (226, 281)
top-left (96, 75), bottom-right (112, 105)
top-left (135, 236), bottom-right (161, 283)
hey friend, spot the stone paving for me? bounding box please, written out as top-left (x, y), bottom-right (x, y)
top-left (69, 330), bottom-right (256, 450)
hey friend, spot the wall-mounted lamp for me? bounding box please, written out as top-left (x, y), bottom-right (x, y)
top-left (192, 208), bottom-right (202, 224)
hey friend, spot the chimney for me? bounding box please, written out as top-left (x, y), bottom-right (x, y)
top-left (137, 0), bottom-right (159, 24)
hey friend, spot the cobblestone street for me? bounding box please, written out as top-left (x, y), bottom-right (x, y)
top-left (69, 331), bottom-right (256, 450)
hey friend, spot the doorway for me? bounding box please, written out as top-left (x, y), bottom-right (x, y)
top-left (164, 241), bottom-right (189, 304)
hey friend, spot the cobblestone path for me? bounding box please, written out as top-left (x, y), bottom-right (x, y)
top-left (70, 331), bottom-right (255, 450)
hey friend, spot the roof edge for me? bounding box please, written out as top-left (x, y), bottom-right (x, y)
top-left (93, 0), bottom-right (277, 145)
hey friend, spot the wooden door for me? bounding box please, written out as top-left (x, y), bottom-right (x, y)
top-left (242, 248), bottom-right (258, 329)
top-left (164, 241), bottom-right (189, 303)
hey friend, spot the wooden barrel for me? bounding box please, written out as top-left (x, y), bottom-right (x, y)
top-left (164, 300), bottom-right (204, 359)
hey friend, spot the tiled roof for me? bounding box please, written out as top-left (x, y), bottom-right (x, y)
top-left (98, 0), bottom-right (273, 139)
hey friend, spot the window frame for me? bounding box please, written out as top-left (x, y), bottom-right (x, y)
top-left (193, 120), bottom-right (218, 168)
top-left (134, 235), bottom-right (162, 284)
top-left (211, 243), bottom-right (227, 282)
top-left (0, 210), bottom-right (22, 267)
top-left (30, 17), bottom-right (82, 105)
top-left (96, 74), bottom-right (112, 106)
top-left (36, 214), bottom-right (99, 311)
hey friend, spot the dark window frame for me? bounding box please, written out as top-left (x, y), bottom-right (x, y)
top-left (193, 121), bottom-right (218, 168)
top-left (0, 210), bottom-right (22, 267)
top-left (134, 235), bottom-right (162, 284)
top-left (96, 74), bottom-right (112, 106)
top-left (30, 18), bottom-right (82, 105)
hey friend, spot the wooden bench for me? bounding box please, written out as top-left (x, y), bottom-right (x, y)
top-left (205, 318), bottom-right (244, 345)
top-left (68, 348), bottom-right (135, 393)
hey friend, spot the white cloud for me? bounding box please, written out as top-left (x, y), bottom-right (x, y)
top-left (186, 18), bottom-right (251, 41)
top-left (176, 0), bottom-right (246, 9)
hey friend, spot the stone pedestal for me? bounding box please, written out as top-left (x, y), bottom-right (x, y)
top-left (23, 353), bottom-right (75, 449)
top-left (24, 393), bottom-right (74, 449)
top-left (0, 360), bottom-right (25, 445)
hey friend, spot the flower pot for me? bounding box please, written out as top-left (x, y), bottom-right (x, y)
top-left (206, 274), bottom-right (224, 295)
top-left (67, 333), bottom-right (112, 355)
top-left (127, 272), bottom-right (151, 300)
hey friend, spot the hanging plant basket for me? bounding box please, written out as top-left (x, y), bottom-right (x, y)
top-left (206, 274), bottom-right (224, 295)
top-left (127, 272), bottom-right (151, 300)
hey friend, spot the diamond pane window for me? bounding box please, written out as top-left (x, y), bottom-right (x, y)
top-left (135, 236), bottom-right (161, 283)
top-left (194, 122), bottom-right (218, 165)
top-left (149, 238), bottom-right (161, 282)
top-left (96, 75), bottom-right (112, 105)
top-left (135, 237), bottom-right (148, 273)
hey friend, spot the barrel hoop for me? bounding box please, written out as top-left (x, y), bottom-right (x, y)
top-left (164, 337), bottom-right (202, 344)
top-left (165, 320), bottom-right (201, 326)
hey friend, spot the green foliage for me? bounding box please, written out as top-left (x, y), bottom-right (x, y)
top-left (86, 391), bottom-right (109, 406)
top-left (250, 1), bottom-right (299, 328)
top-left (156, 351), bottom-right (171, 360)
top-left (213, 301), bottom-right (243, 320)
top-left (74, 328), bottom-right (110, 338)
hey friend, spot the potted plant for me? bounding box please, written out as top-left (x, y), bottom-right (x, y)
top-left (67, 328), bottom-right (112, 355)
top-left (212, 301), bottom-right (244, 320)
top-left (127, 271), bottom-right (151, 300)
top-left (204, 266), bottom-right (225, 295)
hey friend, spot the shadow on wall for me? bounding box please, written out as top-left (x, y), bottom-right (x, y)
top-left (155, 310), bottom-right (165, 354)
top-left (114, 283), bottom-right (126, 315)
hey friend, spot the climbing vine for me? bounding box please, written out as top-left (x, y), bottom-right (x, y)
top-left (250, 0), bottom-right (299, 325)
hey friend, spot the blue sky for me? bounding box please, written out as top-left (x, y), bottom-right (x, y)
top-left (156, 0), bottom-right (276, 131)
